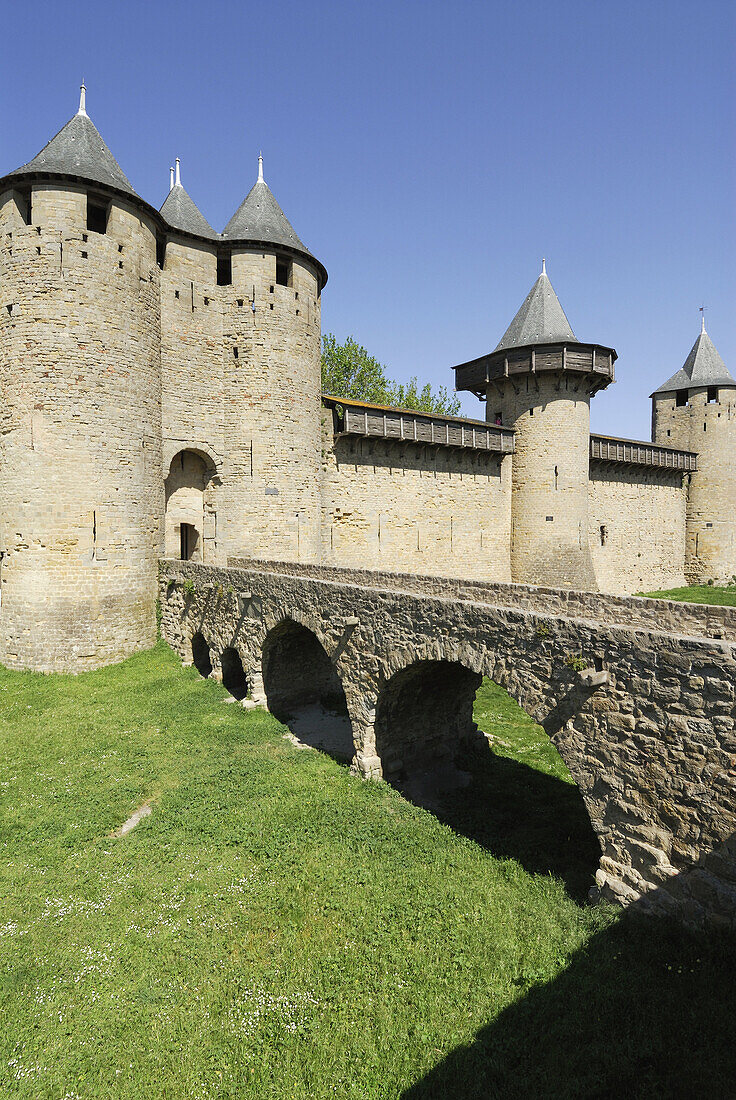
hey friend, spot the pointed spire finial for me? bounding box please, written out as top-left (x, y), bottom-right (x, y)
top-left (258, 152), bottom-right (264, 182)
top-left (78, 80), bottom-right (88, 117)
top-left (175, 157), bottom-right (181, 187)
top-left (169, 166), bottom-right (175, 192)
top-left (700, 305), bottom-right (706, 334)
top-left (541, 257), bottom-right (546, 276)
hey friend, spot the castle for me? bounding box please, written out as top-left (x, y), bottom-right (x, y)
top-left (1, 87), bottom-right (734, 672)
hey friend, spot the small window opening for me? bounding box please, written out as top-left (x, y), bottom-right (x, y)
top-left (676, 389), bottom-right (688, 407)
top-left (156, 237), bottom-right (167, 268)
top-left (529, 407), bottom-right (535, 417)
top-left (667, 429), bottom-right (671, 436)
top-left (275, 258), bottom-right (292, 287)
top-left (86, 198), bottom-right (109, 234)
top-left (118, 244), bottom-right (123, 253)
top-left (269, 303), bottom-right (274, 310)
top-left (81, 251), bottom-right (88, 259)
top-left (203, 296), bottom-right (210, 306)
top-left (707, 387), bottom-right (718, 403)
top-left (237, 298), bottom-right (244, 308)
top-left (174, 289), bottom-right (180, 299)
top-left (296, 309), bottom-right (300, 316)
top-left (493, 411), bottom-right (502, 425)
top-left (118, 260), bottom-right (123, 269)
top-left (704, 422), bottom-right (707, 431)
top-left (82, 233), bottom-right (88, 243)
top-left (233, 347), bottom-right (239, 359)
top-left (217, 255), bottom-right (232, 286)
top-left (600, 524), bottom-right (608, 546)
top-left (554, 465), bottom-right (559, 489)
top-left (269, 285), bottom-right (274, 293)
top-left (295, 291), bottom-right (299, 300)
top-left (35, 246), bottom-right (41, 256)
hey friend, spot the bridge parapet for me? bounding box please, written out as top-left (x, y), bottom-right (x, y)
top-left (229, 557), bottom-right (736, 645)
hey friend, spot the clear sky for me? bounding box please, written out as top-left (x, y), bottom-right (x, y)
top-left (2, 0), bottom-right (733, 439)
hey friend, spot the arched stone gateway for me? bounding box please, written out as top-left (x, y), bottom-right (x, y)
top-left (165, 449), bottom-right (219, 563)
top-left (160, 559), bottom-right (736, 931)
top-left (261, 619), bottom-right (355, 763)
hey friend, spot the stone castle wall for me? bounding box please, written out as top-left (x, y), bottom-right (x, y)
top-left (319, 411), bottom-right (512, 581)
top-left (0, 185), bottom-right (162, 671)
top-left (588, 462), bottom-right (687, 594)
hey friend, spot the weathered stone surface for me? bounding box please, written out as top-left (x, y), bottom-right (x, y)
top-left (159, 558), bottom-right (736, 932)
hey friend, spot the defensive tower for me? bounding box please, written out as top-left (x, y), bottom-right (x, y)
top-left (454, 263), bottom-right (617, 589)
top-left (651, 318), bottom-right (736, 583)
top-left (0, 85), bottom-right (162, 670)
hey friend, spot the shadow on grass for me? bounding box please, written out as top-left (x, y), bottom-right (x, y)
top-left (402, 904), bottom-right (736, 1100)
top-left (393, 745), bottom-right (601, 904)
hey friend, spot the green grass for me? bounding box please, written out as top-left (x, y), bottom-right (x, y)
top-left (639, 583), bottom-right (736, 605)
top-left (0, 643), bottom-right (734, 1099)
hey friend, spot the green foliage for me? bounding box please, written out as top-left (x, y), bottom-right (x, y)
top-left (639, 585), bottom-right (736, 607)
top-left (535, 622), bottom-right (551, 638)
top-left (0, 650), bottom-right (733, 1097)
top-left (182, 578), bottom-right (195, 595)
top-left (321, 332), bottom-right (461, 415)
top-left (564, 653), bottom-right (589, 672)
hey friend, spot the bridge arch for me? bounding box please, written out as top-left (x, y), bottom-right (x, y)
top-left (221, 645), bottom-right (249, 700)
top-left (261, 618), bottom-right (355, 763)
top-left (191, 632), bottom-right (213, 678)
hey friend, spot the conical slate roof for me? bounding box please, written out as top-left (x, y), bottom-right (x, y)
top-left (6, 99), bottom-right (137, 197)
top-left (222, 159), bottom-right (307, 251)
top-left (160, 165), bottom-right (217, 239)
top-left (652, 324), bottom-right (735, 394)
top-left (494, 265), bottom-right (576, 351)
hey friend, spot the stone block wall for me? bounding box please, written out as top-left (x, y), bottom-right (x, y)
top-left (319, 411), bottom-right (512, 581)
top-left (588, 462), bottom-right (687, 594)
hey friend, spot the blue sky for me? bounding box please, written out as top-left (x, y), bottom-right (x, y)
top-left (2, 0), bottom-right (733, 439)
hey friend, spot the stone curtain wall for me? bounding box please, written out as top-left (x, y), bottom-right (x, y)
top-left (0, 186), bottom-right (162, 671)
top-left (160, 559), bottom-right (736, 931)
top-left (319, 413), bottom-right (512, 581)
top-left (588, 463), bottom-right (687, 594)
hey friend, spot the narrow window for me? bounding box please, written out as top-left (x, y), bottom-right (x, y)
top-left (174, 289), bottom-right (180, 299)
top-left (16, 189), bottom-right (32, 225)
top-left (233, 347), bottom-right (239, 359)
top-left (156, 237), bottom-right (167, 268)
top-left (217, 254), bottom-right (232, 286)
top-left (493, 411), bottom-right (502, 425)
top-left (86, 198), bottom-right (109, 234)
top-left (237, 298), bottom-right (244, 308)
top-left (554, 465), bottom-right (559, 490)
top-left (667, 429), bottom-right (671, 436)
top-left (707, 386), bottom-right (718, 403)
top-left (600, 524), bottom-right (608, 546)
top-left (529, 407), bottom-right (534, 417)
top-left (275, 258), bottom-right (291, 286)
top-left (676, 389), bottom-right (688, 407)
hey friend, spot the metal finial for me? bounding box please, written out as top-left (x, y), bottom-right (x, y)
top-left (78, 80), bottom-right (88, 117)
top-left (700, 305), bottom-right (706, 334)
top-left (541, 257), bottom-right (546, 276)
top-left (175, 157), bottom-right (181, 187)
top-left (258, 152), bottom-right (264, 182)
top-left (169, 166), bottom-right (175, 192)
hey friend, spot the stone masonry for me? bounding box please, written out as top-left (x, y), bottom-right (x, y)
top-left (159, 558), bottom-right (736, 932)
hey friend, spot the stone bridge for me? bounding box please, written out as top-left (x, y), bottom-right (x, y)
top-left (158, 558), bottom-right (736, 931)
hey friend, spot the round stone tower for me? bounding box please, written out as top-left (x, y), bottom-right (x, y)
top-left (219, 155), bottom-right (327, 564)
top-left (651, 318), bottom-right (736, 583)
top-left (454, 263), bottom-right (616, 589)
top-left (0, 86), bottom-right (162, 670)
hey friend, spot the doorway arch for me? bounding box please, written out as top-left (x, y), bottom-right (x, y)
top-left (165, 450), bottom-right (217, 562)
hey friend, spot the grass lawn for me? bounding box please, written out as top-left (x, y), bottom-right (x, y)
top-left (1, 642), bottom-right (735, 1099)
top-left (639, 584), bottom-right (736, 606)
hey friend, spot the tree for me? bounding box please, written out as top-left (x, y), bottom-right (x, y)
top-left (321, 333), bottom-right (461, 416)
